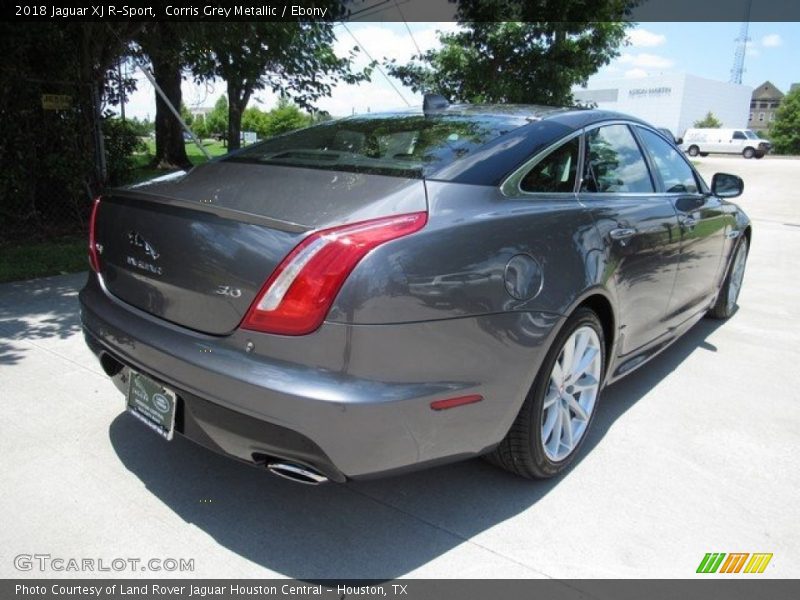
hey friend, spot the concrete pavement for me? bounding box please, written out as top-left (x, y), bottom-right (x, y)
top-left (0, 157), bottom-right (798, 579)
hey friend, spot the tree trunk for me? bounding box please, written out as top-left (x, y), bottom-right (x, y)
top-left (151, 53), bottom-right (191, 169)
top-left (226, 80), bottom-right (251, 151)
top-left (227, 101), bottom-right (243, 151)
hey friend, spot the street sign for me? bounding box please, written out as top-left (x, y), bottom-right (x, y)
top-left (41, 94), bottom-right (72, 110)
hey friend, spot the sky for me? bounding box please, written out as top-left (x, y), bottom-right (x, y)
top-left (120, 21), bottom-right (800, 120)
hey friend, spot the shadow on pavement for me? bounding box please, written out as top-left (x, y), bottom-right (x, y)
top-left (109, 317), bottom-right (726, 579)
top-left (0, 272), bottom-right (86, 364)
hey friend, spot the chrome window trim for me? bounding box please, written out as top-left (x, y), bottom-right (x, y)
top-left (500, 129), bottom-right (584, 197)
top-left (631, 123), bottom-right (705, 194)
top-left (500, 119), bottom-right (707, 199)
top-left (579, 120), bottom-right (658, 195)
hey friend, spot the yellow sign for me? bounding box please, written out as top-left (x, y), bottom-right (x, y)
top-left (41, 94), bottom-right (72, 110)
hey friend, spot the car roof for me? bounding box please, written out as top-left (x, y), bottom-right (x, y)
top-left (347, 104), bottom-right (651, 131)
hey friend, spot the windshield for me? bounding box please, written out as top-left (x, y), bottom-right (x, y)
top-left (226, 114), bottom-right (528, 178)
top-left (744, 130), bottom-right (760, 140)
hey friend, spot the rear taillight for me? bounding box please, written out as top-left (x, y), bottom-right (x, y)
top-left (88, 196), bottom-right (101, 273)
top-left (242, 212), bottom-right (427, 336)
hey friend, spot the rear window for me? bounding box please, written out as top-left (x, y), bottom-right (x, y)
top-left (225, 114), bottom-right (527, 178)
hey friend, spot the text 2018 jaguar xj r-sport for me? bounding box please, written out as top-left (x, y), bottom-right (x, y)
top-left (80, 98), bottom-right (751, 484)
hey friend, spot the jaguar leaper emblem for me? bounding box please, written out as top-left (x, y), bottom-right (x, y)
top-left (128, 230), bottom-right (159, 260)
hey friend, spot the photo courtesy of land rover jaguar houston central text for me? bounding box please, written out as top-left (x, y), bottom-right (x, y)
top-left (80, 96), bottom-right (751, 484)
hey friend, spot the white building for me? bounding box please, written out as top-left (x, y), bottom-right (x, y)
top-left (573, 73), bottom-right (752, 138)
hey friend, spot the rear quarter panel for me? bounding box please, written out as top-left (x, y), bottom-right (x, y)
top-left (329, 181), bottom-right (612, 325)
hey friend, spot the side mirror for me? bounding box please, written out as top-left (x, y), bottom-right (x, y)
top-left (711, 173), bottom-right (744, 198)
top-left (675, 137), bottom-right (683, 145)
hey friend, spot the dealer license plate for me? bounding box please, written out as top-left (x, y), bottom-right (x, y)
top-left (126, 370), bottom-right (177, 441)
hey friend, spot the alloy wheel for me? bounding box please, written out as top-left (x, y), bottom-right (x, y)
top-left (541, 325), bottom-right (602, 461)
top-left (727, 241), bottom-right (747, 310)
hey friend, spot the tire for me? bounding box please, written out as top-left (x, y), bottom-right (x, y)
top-left (743, 147), bottom-right (755, 159)
top-left (755, 152), bottom-right (765, 159)
top-left (687, 145), bottom-right (700, 157)
top-left (486, 308), bottom-right (606, 479)
top-left (708, 238), bottom-right (748, 319)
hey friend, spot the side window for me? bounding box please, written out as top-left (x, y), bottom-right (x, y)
top-left (581, 125), bottom-right (654, 194)
top-left (520, 136), bottom-right (580, 193)
top-left (733, 131), bottom-right (746, 140)
top-left (637, 127), bottom-right (699, 194)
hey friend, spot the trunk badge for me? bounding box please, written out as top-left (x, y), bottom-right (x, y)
top-left (128, 230), bottom-right (159, 260)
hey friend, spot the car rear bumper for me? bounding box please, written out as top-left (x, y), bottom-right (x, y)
top-left (79, 273), bottom-right (561, 480)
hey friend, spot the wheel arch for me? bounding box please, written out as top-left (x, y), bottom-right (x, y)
top-left (742, 224), bottom-right (753, 246)
top-left (564, 289), bottom-right (617, 381)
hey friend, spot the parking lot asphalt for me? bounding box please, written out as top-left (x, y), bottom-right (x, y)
top-left (1, 156), bottom-right (798, 579)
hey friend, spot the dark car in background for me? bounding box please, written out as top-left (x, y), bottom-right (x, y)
top-left (80, 97), bottom-right (751, 483)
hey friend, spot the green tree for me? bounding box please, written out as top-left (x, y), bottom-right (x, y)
top-left (128, 116), bottom-right (155, 137)
top-left (386, 5), bottom-right (634, 105)
top-left (205, 95), bottom-right (229, 139)
top-left (102, 117), bottom-right (146, 186)
top-left (694, 111), bottom-right (723, 128)
top-left (192, 114), bottom-right (208, 139)
top-left (769, 88), bottom-right (800, 155)
top-left (265, 97), bottom-right (313, 136)
top-left (0, 23), bottom-right (137, 240)
top-left (242, 106), bottom-right (270, 138)
top-left (179, 102), bottom-right (194, 127)
top-left (187, 20), bottom-right (369, 150)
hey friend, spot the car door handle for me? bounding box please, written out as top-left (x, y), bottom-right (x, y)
top-left (680, 216), bottom-right (697, 228)
top-left (609, 227), bottom-right (637, 240)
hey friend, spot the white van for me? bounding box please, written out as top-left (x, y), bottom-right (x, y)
top-left (680, 128), bottom-right (772, 159)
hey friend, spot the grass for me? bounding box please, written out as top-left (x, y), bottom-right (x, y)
top-left (131, 139), bottom-right (229, 183)
top-left (0, 236), bottom-right (88, 283)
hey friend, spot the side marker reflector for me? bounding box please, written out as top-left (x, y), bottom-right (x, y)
top-left (430, 395), bottom-right (483, 411)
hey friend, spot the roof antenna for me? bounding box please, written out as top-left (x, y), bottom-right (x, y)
top-left (423, 93), bottom-right (449, 114)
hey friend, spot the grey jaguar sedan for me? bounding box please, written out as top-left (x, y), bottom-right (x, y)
top-left (80, 97), bottom-right (750, 483)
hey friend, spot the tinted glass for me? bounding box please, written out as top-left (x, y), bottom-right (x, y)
top-left (581, 125), bottom-right (654, 193)
top-left (733, 131), bottom-right (746, 140)
top-left (227, 114), bottom-right (527, 178)
top-left (520, 136), bottom-right (580, 193)
top-left (637, 128), bottom-right (699, 194)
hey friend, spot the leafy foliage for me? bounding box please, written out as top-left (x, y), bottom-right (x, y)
top-left (386, 7), bottom-right (634, 105)
top-left (241, 98), bottom-right (313, 139)
top-left (179, 102), bottom-right (194, 127)
top-left (204, 95), bottom-right (229, 138)
top-left (264, 98), bottom-right (314, 136)
top-left (186, 20), bottom-right (370, 149)
top-left (694, 111), bottom-right (723, 128)
top-left (127, 116), bottom-right (155, 137)
top-left (0, 23), bottom-right (136, 241)
top-left (769, 88), bottom-right (800, 155)
top-left (103, 117), bottom-right (146, 186)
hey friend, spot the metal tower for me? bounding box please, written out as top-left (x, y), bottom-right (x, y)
top-left (729, 0), bottom-right (753, 84)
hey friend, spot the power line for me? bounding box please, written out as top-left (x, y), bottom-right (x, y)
top-left (340, 22), bottom-right (411, 107)
top-left (394, 0), bottom-right (422, 55)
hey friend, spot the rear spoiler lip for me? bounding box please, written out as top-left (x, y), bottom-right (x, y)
top-left (105, 189), bottom-right (311, 234)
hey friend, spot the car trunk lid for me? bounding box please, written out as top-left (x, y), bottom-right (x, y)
top-left (95, 162), bottom-right (427, 335)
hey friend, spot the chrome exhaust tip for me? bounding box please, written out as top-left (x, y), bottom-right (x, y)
top-left (267, 462), bottom-right (328, 485)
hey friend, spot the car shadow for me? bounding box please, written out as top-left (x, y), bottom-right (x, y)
top-left (108, 315), bottom-right (727, 580)
top-left (0, 272), bottom-right (87, 364)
